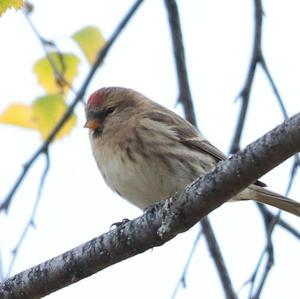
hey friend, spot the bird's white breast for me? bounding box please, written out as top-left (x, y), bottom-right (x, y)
top-left (89, 133), bottom-right (197, 209)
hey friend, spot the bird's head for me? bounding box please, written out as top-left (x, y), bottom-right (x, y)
top-left (84, 87), bottom-right (143, 137)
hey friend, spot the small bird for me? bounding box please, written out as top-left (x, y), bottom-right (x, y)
top-left (84, 87), bottom-right (300, 216)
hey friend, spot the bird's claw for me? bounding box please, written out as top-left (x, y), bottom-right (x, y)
top-left (110, 218), bottom-right (130, 230)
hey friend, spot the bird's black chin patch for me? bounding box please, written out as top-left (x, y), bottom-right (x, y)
top-left (92, 127), bottom-right (103, 139)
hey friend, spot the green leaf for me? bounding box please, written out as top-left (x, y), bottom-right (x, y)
top-left (32, 95), bottom-right (77, 140)
top-left (0, 103), bottom-right (36, 129)
top-left (33, 52), bottom-right (80, 94)
top-left (0, 0), bottom-right (23, 16)
top-left (72, 26), bottom-right (106, 64)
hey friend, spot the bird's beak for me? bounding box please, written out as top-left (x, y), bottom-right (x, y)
top-left (84, 119), bottom-right (100, 130)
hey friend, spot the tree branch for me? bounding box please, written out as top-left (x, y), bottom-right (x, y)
top-left (257, 204), bottom-right (300, 240)
top-left (6, 152), bottom-right (50, 278)
top-left (171, 226), bottom-right (202, 299)
top-left (230, 0), bottom-right (263, 154)
top-left (23, 10), bottom-right (74, 93)
top-left (286, 155), bottom-right (300, 196)
top-left (164, 0), bottom-right (196, 126)
top-left (249, 211), bottom-right (278, 299)
top-left (1, 111), bottom-right (299, 298)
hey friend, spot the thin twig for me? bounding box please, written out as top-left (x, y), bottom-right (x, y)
top-left (164, 0), bottom-right (196, 126)
top-left (230, 0), bottom-right (263, 154)
top-left (260, 205), bottom-right (300, 240)
top-left (243, 201), bottom-right (300, 298)
top-left (164, 1), bottom-right (237, 298)
top-left (259, 57), bottom-right (288, 119)
top-left (239, 204), bottom-right (300, 294)
top-left (171, 227), bottom-right (202, 299)
top-left (23, 11), bottom-right (73, 93)
top-left (277, 218), bottom-right (300, 239)
top-left (201, 218), bottom-right (238, 299)
top-left (0, 0), bottom-right (144, 213)
top-left (250, 248), bottom-right (273, 299)
top-left (5, 151), bottom-right (50, 278)
top-left (248, 207), bottom-right (280, 299)
top-left (285, 151), bottom-right (300, 196)
top-left (258, 47), bottom-right (300, 181)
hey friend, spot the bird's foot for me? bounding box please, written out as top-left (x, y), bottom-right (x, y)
top-left (110, 218), bottom-right (130, 230)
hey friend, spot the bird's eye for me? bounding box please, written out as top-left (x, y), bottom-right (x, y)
top-left (106, 107), bottom-right (115, 114)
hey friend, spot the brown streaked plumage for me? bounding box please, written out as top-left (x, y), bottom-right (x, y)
top-left (85, 87), bottom-right (300, 216)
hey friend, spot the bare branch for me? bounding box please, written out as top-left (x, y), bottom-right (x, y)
top-left (241, 203), bottom-right (300, 296)
top-left (286, 153), bottom-right (300, 196)
top-left (164, 0), bottom-right (196, 125)
top-left (259, 57), bottom-right (288, 119)
top-left (6, 152), bottom-right (50, 278)
top-left (0, 0), bottom-right (144, 213)
top-left (246, 207), bottom-right (279, 299)
top-left (164, 1), bottom-right (236, 298)
top-left (230, 0), bottom-right (263, 154)
top-left (201, 219), bottom-right (238, 299)
top-left (278, 220), bottom-right (300, 239)
top-left (1, 112), bottom-right (300, 299)
top-left (23, 11), bottom-right (74, 93)
top-left (171, 226), bottom-right (202, 299)
top-left (258, 205), bottom-right (300, 240)
top-left (250, 208), bottom-right (277, 296)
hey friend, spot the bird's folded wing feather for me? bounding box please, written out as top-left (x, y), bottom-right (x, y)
top-left (180, 138), bottom-right (227, 162)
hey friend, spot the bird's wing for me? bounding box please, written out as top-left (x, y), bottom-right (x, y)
top-left (168, 113), bottom-right (267, 187)
top-left (144, 106), bottom-right (267, 187)
top-left (180, 138), bottom-right (227, 162)
top-left (144, 107), bottom-right (227, 161)
top-left (180, 137), bottom-right (267, 187)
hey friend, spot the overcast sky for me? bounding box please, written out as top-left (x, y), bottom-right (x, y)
top-left (0, 1), bottom-right (299, 298)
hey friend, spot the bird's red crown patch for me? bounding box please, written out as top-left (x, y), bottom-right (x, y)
top-left (87, 88), bottom-right (109, 108)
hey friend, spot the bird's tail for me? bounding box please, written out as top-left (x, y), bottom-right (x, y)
top-left (238, 185), bottom-right (300, 217)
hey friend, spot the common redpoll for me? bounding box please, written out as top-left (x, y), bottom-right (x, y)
top-left (85, 87), bottom-right (300, 216)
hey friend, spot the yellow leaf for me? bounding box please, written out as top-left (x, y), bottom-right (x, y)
top-left (32, 95), bottom-right (77, 140)
top-left (33, 52), bottom-right (80, 94)
top-left (72, 26), bottom-right (106, 64)
top-left (0, 103), bottom-right (36, 129)
top-left (0, 0), bottom-right (23, 16)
